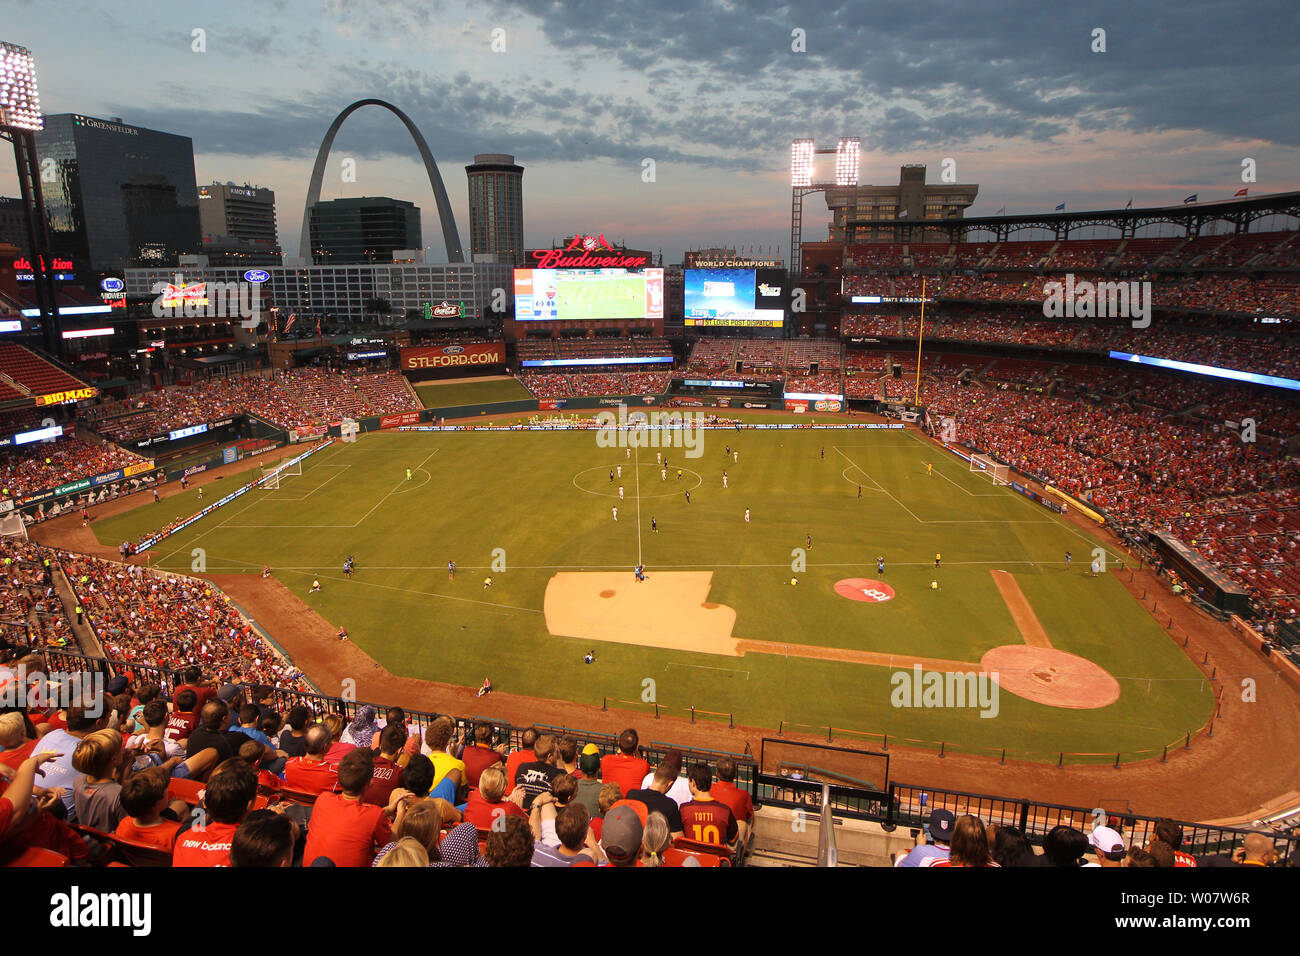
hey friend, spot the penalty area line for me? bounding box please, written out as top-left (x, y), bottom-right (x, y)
top-left (665, 662), bottom-right (749, 680)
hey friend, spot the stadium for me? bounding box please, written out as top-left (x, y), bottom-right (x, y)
top-left (0, 9), bottom-right (1298, 893)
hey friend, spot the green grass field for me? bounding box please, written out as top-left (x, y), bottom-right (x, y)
top-left (93, 423), bottom-right (1213, 763)
top-left (414, 377), bottom-right (533, 409)
top-left (555, 274), bottom-right (645, 320)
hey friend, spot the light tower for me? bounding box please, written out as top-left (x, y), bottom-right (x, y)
top-left (789, 137), bottom-right (859, 280)
top-left (0, 41), bottom-right (59, 356)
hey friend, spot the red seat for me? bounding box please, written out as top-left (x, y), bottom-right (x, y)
top-left (664, 846), bottom-right (728, 867)
top-left (167, 777), bottom-right (205, 804)
top-left (3, 846), bottom-right (69, 867)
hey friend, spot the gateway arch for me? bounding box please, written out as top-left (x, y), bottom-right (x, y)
top-left (300, 99), bottom-right (464, 263)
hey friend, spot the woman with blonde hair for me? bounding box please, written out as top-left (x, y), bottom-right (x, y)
top-left (641, 811), bottom-right (672, 867)
top-left (376, 836), bottom-right (430, 867)
top-left (372, 797), bottom-right (444, 865)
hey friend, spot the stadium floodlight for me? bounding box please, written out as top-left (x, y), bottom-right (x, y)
top-left (835, 137), bottom-right (860, 187)
top-left (0, 42), bottom-right (41, 132)
top-left (791, 139), bottom-right (815, 187)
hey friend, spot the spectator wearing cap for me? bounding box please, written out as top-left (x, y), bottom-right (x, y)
top-left (896, 809), bottom-right (955, 866)
top-left (600, 803), bottom-right (643, 867)
top-left (1086, 826), bottom-right (1128, 867)
top-left (460, 723), bottom-right (506, 789)
top-left (303, 748), bottom-right (397, 868)
top-left (574, 744), bottom-right (603, 817)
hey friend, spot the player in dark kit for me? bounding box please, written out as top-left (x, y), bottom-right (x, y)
top-left (651, 516), bottom-right (658, 532)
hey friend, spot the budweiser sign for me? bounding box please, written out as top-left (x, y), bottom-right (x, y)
top-left (531, 234), bottom-right (648, 269)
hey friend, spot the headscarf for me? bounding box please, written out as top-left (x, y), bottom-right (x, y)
top-left (430, 822), bottom-right (488, 867)
top-left (343, 705), bottom-right (381, 747)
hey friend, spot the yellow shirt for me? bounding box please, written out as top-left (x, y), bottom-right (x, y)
top-left (429, 750), bottom-right (466, 790)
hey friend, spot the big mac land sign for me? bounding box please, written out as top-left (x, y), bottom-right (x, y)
top-left (402, 342), bottom-right (505, 370)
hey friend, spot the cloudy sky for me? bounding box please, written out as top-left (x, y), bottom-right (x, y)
top-left (2, 0), bottom-right (1297, 262)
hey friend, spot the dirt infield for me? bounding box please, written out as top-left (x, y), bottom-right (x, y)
top-left (27, 420), bottom-right (1300, 821)
top-left (989, 569), bottom-right (1053, 648)
top-left (543, 570), bottom-right (739, 655)
top-left (980, 645), bottom-right (1121, 710)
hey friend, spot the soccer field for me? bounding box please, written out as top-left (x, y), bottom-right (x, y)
top-left (93, 424), bottom-right (1212, 763)
top-left (558, 275), bottom-right (646, 319)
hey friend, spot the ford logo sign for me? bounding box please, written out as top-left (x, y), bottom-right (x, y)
top-left (100, 277), bottom-right (124, 293)
top-left (442, 345), bottom-right (464, 354)
top-left (243, 270), bottom-right (269, 283)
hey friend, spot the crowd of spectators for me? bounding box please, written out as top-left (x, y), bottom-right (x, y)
top-left (0, 541), bottom-right (73, 650)
top-left (58, 552), bottom-right (307, 689)
top-left (0, 438), bottom-right (145, 501)
top-left (518, 372), bottom-right (671, 398)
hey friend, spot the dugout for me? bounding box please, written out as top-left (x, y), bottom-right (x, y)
top-left (1149, 530), bottom-right (1251, 615)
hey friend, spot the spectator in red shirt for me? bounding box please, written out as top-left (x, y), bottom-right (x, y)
top-left (600, 728), bottom-right (649, 801)
top-left (711, 755), bottom-right (754, 846)
top-left (556, 736), bottom-right (580, 778)
top-left (164, 688), bottom-right (199, 745)
top-left (283, 725), bottom-right (338, 795)
top-left (504, 726), bottom-right (538, 793)
top-left (463, 765), bottom-right (527, 831)
top-left (362, 722), bottom-right (407, 807)
top-left (678, 763), bottom-right (737, 847)
top-left (114, 766), bottom-right (187, 851)
top-left (173, 667), bottom-right (217, 713)
top-left (172, 758), bottom-right (258, 866)
top-left (321, 713), bottom-right (354, 763)
top-left (303, 748), bottom-right (395, 867)
top-left (461, 722), bottom-right (506, 788)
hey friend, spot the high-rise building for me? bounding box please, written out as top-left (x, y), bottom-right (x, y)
top-left (307, 197), bottom-right (421, 265)
top-left (0, 197), bottom-right (27, 250)
top-left (34, 113), bottom-right (201, 274)
top-left (198, 182), bottom-right (282, 267)
top-left (825, 164), bottom-right (978, 243)
top-left (465, 153), bottom-right (524, 264)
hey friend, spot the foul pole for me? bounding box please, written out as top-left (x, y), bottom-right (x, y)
top-left (912, 277), bottom-right (926, 406)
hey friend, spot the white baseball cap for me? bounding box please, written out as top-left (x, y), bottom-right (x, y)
top-left (1089, 826), bottom-right (1126, 854)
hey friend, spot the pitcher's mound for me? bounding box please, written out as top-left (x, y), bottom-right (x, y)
top-left (980, 644), bottom-right (1120, 709)
top-left (544, 571), bottom-right (741, 656)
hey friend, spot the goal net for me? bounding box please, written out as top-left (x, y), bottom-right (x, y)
top-left (969, 453), bottom-right (1011, 485)
top-left (261, 460), bottom-right (302, 490)
top-left (0, 511), bottom-right (28, 540)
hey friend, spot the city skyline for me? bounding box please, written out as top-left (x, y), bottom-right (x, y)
top-left (1, 0), bottom-right (1297, 264)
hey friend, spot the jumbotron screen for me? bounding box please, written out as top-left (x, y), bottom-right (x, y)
top-left (513, 268), bottom-right (664, 321)
top-left (684, 268), bottom-right (786, 327)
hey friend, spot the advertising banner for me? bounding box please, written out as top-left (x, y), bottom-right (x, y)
top-left (539, 399), bottom-right (566, 411)
top-left (401, 342), bottom-right (505, 371)
top-left (123, 461), bottom-right (154, 478)
top-left (785, 400), bottom-right (809, 412)
top-left (379, 411), bottom-right (421, 429)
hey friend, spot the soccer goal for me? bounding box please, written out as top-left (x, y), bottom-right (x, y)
top-left (969, 453), bottom-right (1011, 485)
top-left (261, 460), bottom-right (301, 490)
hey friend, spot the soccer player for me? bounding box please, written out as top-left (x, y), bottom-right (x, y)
top-left (657, 452), bottom-right (662, 465)
top-left (406, 468), bottom-right (412, 481)
top-left (926, 462), bottom-right (933, 477)
top-left (343, 560), bottom-right (353, 578)
top-left (610, 470), bottom-right (614, 483)
top-left (477, 678), bottom-right (492, 697)
top-left (618, 486), bottom-right (624, 500)
top-left (935, 553), bottom-right (941, 568)
top-left (1065, 551), bottom-right (1072, 569)
top-left (617, 465), bottom-right (622, 479)
top-left (152, 488), bottom-right (159, 503)
top-left (733, 450), bottom-right (739, 463)
top-left (584, 650), bottom-right (596, 664)
top-left (448, 560), bottom-right (455, 581)
top-left (661, 468), bottom-right (667, 481)
top-left (858, 485), bottom-right (862, 499)
top-left (635, 564), bottom-right (646, 582)
top-left (483, 576), bottom-right (493, 589)
top-left (677, 469), bottom-right (682, 480)
top-left (744, 508), bottom-right (751, 523)
top-left (612, 506), bottom-right (618, 521)
top-left (820, 448), bottom-right (825, 460)
top-left (722, 471), bottom-right (728, 489)
top-left (806, 533), bottom-right (812, 550)
top-left (877, 556), bottom-right (885, 575)
top-left (197, 486), bottom-right (204, 500)
top-left (685, 490), bottom-right (690, 503)
top-left (651, 516), bottom-right (658, 532)
top-left (261, 565), bottom-right (271, 578)
top-left (310, 580), bottom-right (321, 594)
top-left (337, 627), bottom-right (348, 641)
top-left (626, 448), bottom-right (630, 459)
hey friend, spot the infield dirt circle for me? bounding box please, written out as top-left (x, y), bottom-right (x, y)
top-left (980, 644), bottom-right (1121, 709)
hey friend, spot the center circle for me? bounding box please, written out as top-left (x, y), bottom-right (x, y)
top-left (572, 463), bottom-right (705, 499)
top-left (834, 578), bottom-right (896, 603)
